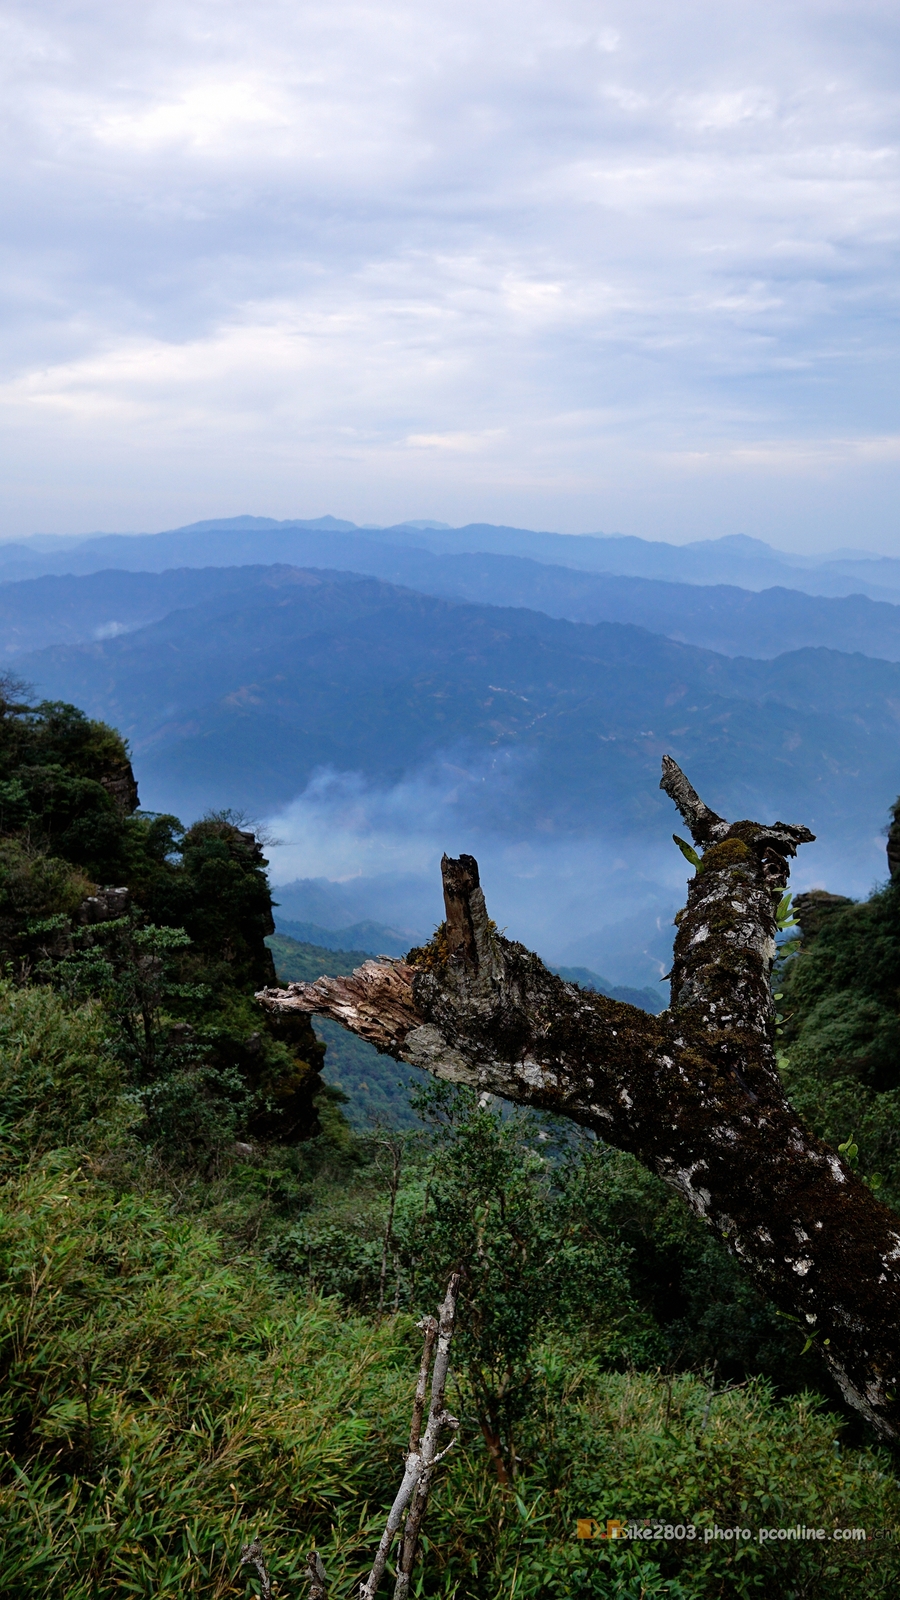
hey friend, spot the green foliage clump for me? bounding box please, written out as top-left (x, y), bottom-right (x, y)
top-left (0, 1157), bottom-right (417, 1598)
top-left (576, 1143), bottom-right (828, 1396)
top-left (0, 836), bottom-right (93, 973)
top-left (526, 1367), bottom-right (900, 1597)
top-left (0, 684), bottom-right (138, 883)
top-left (139, 816), bottom-right (279, 995)
top-left (0, 682), bottom-right (327, 1156)
top-left (403, 1086), bottom-right (658, 1484)
top-left (778, 878), bottom-right (900, 1204)
top-left (0, 979), bottom-right (127, 1160)
top-left (272, 1089), bottom-right (827, 1419)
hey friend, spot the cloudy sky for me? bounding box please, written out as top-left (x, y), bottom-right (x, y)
top-left (3, 0), bottom-right (900, 549)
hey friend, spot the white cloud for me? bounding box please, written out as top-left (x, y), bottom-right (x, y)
top-left (2, 0), bottom-right (900, 547)
top-left (91, 80), bottom-right (292, 155)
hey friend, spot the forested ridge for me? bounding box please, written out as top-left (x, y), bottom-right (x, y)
top-left (22, 565), bottom-right (900, 842)
top-left (4, 678), bottom-right (900, 1596)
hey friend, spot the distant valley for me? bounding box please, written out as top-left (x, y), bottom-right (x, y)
top-left (14, 564), bottom-right (900, 853)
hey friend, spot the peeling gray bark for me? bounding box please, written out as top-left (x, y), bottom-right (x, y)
top-left (257, 760), bottom-right (900, 1442)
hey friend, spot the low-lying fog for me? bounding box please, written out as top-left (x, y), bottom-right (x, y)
top-left (262, 759), bottom-right (890, 987)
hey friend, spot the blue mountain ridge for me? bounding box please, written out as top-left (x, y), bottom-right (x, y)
top-left (5, 556), bottom-right (900, 663)
top-left (15, 566), bottom-right (900, 854)
top-left (3, 514), bottom-right (900, 601)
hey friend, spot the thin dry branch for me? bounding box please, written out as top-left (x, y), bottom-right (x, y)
top-left (375, 1135), bottom-right (405, 1320)
top-left (359, 1274), bottom-right (460, 1600)
top-left (304, 1551), bottom-right (327, 1600)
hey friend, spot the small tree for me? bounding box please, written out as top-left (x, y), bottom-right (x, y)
top-left (409, 1083), bottom-right (638, 1483)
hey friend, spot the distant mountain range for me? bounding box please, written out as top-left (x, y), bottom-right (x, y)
top-left (272, 915), bottom-right (415, 960)
top-left (7, 513), bottom-right (900, 988)
top-left (6, 555), bottom-right (900, 662)
top-left (3, 513), bottom-right (900, 601)
top-left (16, 565), bottom-right (900, 853)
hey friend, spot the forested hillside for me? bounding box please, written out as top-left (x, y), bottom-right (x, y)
top-left (0, 678), bottom-right (329, 1152)
top-left (18, 569), bottom-right (900, 848)
top-left (9, 553), bottom-right (900, 664)
top-left (3, 681), bottom-right (900, 1595)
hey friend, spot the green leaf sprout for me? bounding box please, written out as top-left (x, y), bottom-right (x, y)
top-left (673, 834), bottom-right (702, 870)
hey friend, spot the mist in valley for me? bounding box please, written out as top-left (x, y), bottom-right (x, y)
top-left (262, 752), bottom-right (893, 987)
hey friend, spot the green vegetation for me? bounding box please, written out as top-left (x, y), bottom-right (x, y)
top-left (5, 1143), bottom-right (899, 1598)
top-left (4, 1045), bottom-right (899, 1597)
top-left (3, 684), bottom-right (900, 1596)
top-left (777, 877), bottom-right (900, 1208)
top-left (312, 1017), bottom-right (424, 1129)
top-left (0, 677), bottom-right (327, 1154)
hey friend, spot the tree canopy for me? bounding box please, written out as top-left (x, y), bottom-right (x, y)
top-left (0, 676), bottom-right (326, 1152)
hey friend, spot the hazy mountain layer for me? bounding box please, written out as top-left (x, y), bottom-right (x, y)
top-left (0, 566), bottom-right (257, 657)
top-left (2, 514), bottom-right (900, 601)
top-left (17, 567), bottom-right (900, 851)
top-left (272, 915), bottom-right (415, 960)
top-left (5, 554), bottom-right (900, 662)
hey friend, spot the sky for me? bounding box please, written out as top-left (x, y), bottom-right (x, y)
top-left (3, 0), bottom-right (900, 550)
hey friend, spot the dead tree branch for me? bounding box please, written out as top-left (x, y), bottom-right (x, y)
top-left (240, 1540), bottom-right (272, 1600)
top-left (359, 1274), bottom-right (460, 1600)
top-left (241, 1539), bottom-right (326, 1598)
top-left (257, 759), bottom-right (900, 1443)
top-left (304, 1550), bottom-right (328, 1599)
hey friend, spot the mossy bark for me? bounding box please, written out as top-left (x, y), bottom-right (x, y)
top-left (257, 759), bottom-right (900, 1442)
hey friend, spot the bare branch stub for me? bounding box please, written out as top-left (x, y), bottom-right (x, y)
top-left (240, 1540), bottom-right (273, 1600)
top-left (441, 852), bottom-right (481, 967)
top-left (305, 1551), bottom-right (327, 1600)
top-left (358, 1275), bottom-right (460, 1600)
top-left (257, 759), bottom-right (900, 1443)
top-left (659, 754), bottom-right (729, 845)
